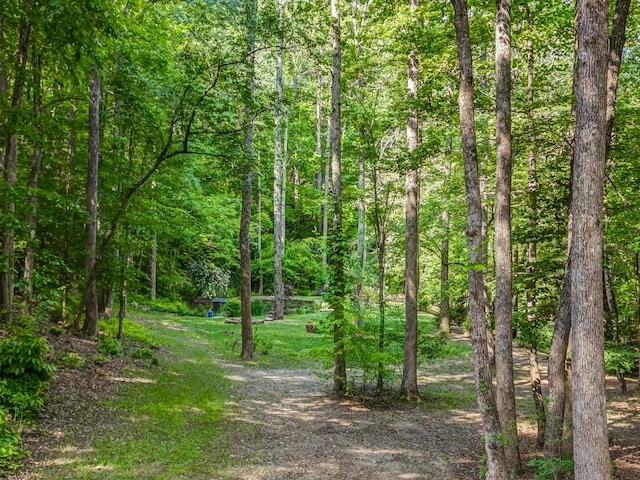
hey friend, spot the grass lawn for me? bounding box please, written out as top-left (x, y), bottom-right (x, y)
top-left (26, 307), bottom-right (473, 479)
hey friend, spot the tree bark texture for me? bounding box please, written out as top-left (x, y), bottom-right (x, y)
top-left (439, 207), bottom-right (451, 335)
top-left (150, 229), bottom-right (157, 300)
top-left (23, 51), bottom-right (43, 315)
top-left (241, 0), bottom-right (257, 360)
top-left (604, 265), bottom-right (627, 392)
top-left (450, 1), bottom-right (507, 478)
top-left (1, 14), bottom-right (30, 323)
top-left (605, 0), bottom-right (631, 154)
top-left (82, 66), bottom-right (101, 336)
top-left (524, 3), bottom-right (545, 450)
top-left (493, 1), bottom-right (520, 476)
top-left (570, 1), bottom-right (610, 479)
top-left (273, 0), bottom-right (286, 320)
top-left (330, 0), bottom-right (346, 396)
top-left (402, 0), bottom-right (420, 399)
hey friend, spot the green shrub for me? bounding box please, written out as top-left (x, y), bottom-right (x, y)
top-left (56, 352), bottom-right (86, 369)
top-left (131, 347), bottom-right (155, 360)
top-left (0, 408), bottom-right (24, 473)
top-left (0, 332), bottom-right (55, 417)
top-left (98, 336), bottom-right (123, 357)
top-left (528, 457), bottom-right (574, 480)
top-left (251, 300), bottom-right (264, 316)
top-left (417, 333), bottom-right (447, 362)
top-left (100, 318), bottom-right (155, 345)
top-left (223, 298), bottom-right (241, 317)
top-left (604, 342), bottom-right (638, 374)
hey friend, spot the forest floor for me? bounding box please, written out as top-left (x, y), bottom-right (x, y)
top-left (7, 321), bottom-right (640, 480)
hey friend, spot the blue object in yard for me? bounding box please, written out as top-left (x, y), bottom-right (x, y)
top-left (207, 309), bottom-right (213, 318)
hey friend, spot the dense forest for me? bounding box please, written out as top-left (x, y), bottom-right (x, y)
top-left (1, 0), bottom-right (638, 479)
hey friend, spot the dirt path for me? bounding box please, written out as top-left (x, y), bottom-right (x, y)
top-left (8, 327), bottom-right (640, 479)
top-left (218, 363), bottom-right (484, 480)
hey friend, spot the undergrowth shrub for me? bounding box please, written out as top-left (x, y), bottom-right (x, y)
top-left (528, 457), bottom-right (574, 480)
top-left (0, 332), bottom-right (55, 417)
top-left (0, 331), bottom-right (55, 474)
top-left (223, 298), bottom-right (241, 317)
top-left (0, 408), bottom-right (23, 473)
top-left (98, 336), bottom-right (123, 357)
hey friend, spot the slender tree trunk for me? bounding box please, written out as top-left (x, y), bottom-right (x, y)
top-left (273, 0), bottom-right (286, 319)
top-left (604, 265), bottom-right (626, 392)
top-left (544, 266), bottom-right (572, 463)
top-left (451, 1), bottom-right (507, 478)
top-left (635, 254), bottom-right (640, 385)
top-left (322, 117), bottom-right (330, 282)
top-left (273, 0), bottom-right (286, 320)
top-left (66, 105), bottom-right (78, 323)
top-left (82, 66), bottom-right (101, 336)
top-left (117, 243), bottom-right (132, 341)
top-left (494, 2), bottom-right (520, 476)
top-left (330, 0), bottom-right (346, 396)
top-left (439, 137), bottom-right (454, 335)
top-left (525, 7), bottom-right (545, 448)
top-left (316, 72), bottom-right (324, 236)
top-left (240, 0), bottom-right (257, 360)
top-left (1, 14), bottom-right (31, 323)
top-left (401, 0), bottom-right (420, 399)
top-left (150, 229), bottom-right (157, 300)
top-left (355, 142), bottom-right (365, 315)
top-left (371, 167), bottom-right (388, 393)
top-left (571, 2), bottom-right (610, 478)
top-left (439, 207), bottom-right (450, 334)
top-left (23, 51), bottom-right (42, 315)
top-left (605, 0), bottom-right (631, 156)
top-left (257, 174), bottom-right (264, 296)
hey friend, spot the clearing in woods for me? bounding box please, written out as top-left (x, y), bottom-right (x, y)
top-left (8, 313), bottom-right (640, 479)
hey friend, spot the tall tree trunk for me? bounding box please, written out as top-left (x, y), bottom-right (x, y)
top-left (439, 207), bottom-right (450, 334)
top-left (82, 66), bottom-right (101, 336)
top-left (544, 266), bottom-right (572, 463)
top-left (322, 117), bottom-right (330, 282)
top-left (494, 1), bottom-right (520, 476)
top-left (401, 0), bottom-right (420, 399)
top-left (23, 51), bottom-right (42, 315)
top-left (351, 3), bottom-right (367, 318)
top-left (240, 0), bottom-right (257, 360)
top-left (439, 138), bottom-right (453, 335)
top-left (1, 14), bottom-right (31, 323)
top-left (450, 1), bottom-right (507, 478)
top-left (66, 105), bottom-right (78, 323)
top-left (544, 0), bottom-right (630, 466)
top-left (330, 0), bottom-right (346, 396)
top-left (372, 168), bottom-right (388, 393)
top-left (273, 0), bottom-right (286, 320)
top-left (571, 1), bottom-right (610, 478)
top-left (525, 5), bottom-right (545, 449)
top-left (635, 254), bottom-right (640, 385)
top-left (316, 72), bottom-right (324, 236)
top-left (257, 174), bottom-right (264, 296)
top-left (355, 142), bottom-right (365, 315)
top-left (605, 0), bottom-right (631, 156)
top-left (604, 265), bottom-right (626, 392)
top-left (150, 229), bottom-right (157, 300)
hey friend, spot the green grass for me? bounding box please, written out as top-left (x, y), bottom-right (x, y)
top-left (26, 307), bottom-right (477, 478)
top-left (31, 313), bottom-right (236, 479)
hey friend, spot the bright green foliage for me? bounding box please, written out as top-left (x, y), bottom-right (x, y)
top-left (0, 408), bottom-right (24, 473)
top-left (98, 336), bottom-right (124, 357)
top-left (604, 342), bottom-right (639, 375)
top-left (55, 352), bottom-right (86, 369)
top-left (0, 333), bottom-right (55, 416)
top-left (528, 457), bottom-right (574, 480)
